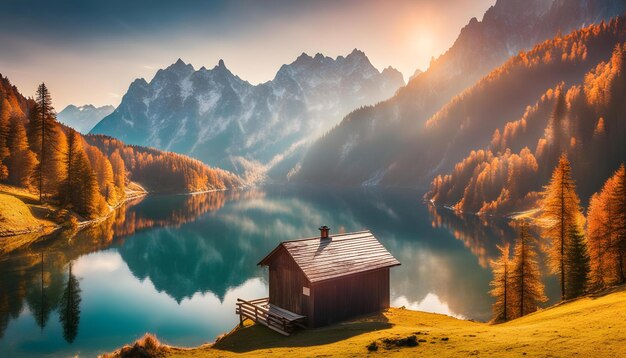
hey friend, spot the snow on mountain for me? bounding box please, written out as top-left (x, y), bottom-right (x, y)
top-left (91, 50), bottom-right (404, 180)
top-left (57, 104), bottom-right (115, 133)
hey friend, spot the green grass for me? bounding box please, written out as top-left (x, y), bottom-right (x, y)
top-left (110, 284), bottom-right (626, 357)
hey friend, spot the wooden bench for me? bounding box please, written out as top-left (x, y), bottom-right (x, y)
top-left (236, 297), bottom-right (306, 336)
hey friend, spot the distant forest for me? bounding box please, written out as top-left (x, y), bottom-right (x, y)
top-left (0, 76), bottom-right (240, 219)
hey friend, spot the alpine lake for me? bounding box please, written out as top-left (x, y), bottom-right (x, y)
top-left (0, 185), bottom-right (560, 357)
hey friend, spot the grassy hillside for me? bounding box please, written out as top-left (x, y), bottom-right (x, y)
top-left (0, 185), bottom-right (58, 253)
top-left (108, 285), bottom-right (626, 357)
top-left (0, 186), bottom-right (56, 235)
top-left (0, 182), bottom-right (147, 255)
top-left (0, 193), bottom-right (41, 235)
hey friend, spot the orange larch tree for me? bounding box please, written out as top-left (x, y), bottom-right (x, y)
top-left (490, 243), bottom-right (512, 322)
top-left (538, 154), bottom-right (584, 300)
top-left (6, 116), bottom-right (37, 187)
top-left (587, 193), bottom-right (610, 289)
top-left (510, 221), bottom-right (547, 317)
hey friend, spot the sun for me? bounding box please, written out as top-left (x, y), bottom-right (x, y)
top-left (411, 30), bottom-right (434, 55)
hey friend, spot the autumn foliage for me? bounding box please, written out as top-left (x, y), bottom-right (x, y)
top-left (489, 243), bottom-right (512, 322)
top-left (538, 155), bottom-right (587, 300)
top-left (86, 135), bottom-right (241, 193)
top-left (428, 38), bottom-right (626, 215)
top-left (587, 165), bottom-right (626, 288)
top-left (490, 221), bottom-right (546, 322)
top-left (0, 75), bottom-right (241, 219)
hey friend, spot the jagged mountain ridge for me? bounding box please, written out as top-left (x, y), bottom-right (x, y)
top-left (91, 50), bottom-right (404, 180)
top-left (293, 0), bottom-right (625, 186)
top-left (57, 104), bottom-right (115, 133)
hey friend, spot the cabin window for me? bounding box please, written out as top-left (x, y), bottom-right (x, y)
top-left (302, 286), bottom-right (310, 296)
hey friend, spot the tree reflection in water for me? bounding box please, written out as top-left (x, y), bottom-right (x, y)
top-left (0, 187), bottom-right (560, 354)
top-left (59, 262), bottom-right (81, 343)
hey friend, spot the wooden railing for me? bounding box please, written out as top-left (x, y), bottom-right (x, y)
top-left (236, 298), bottom-right (301, 336)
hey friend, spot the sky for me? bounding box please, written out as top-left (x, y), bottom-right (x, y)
top-left (0, 0), bottom-right (496, 109)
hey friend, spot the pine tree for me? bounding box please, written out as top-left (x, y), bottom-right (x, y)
top-left (510, 221), bottom-right (547, 317)
top-left (6, 116), bottom-right (37, 187)
top-left (490, 243), bottom-right (512, 322)
top-left (58, 262), bottom-right (81, 343)
top-left (539, 154), bottom-right (583, 300)
top-left (566, 224), bottom-right (590, 299)
top-left (28, 83), bottom-right (67, 201)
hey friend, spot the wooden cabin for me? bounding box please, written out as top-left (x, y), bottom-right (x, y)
top-left (237, 227), bottom-right (400, 333)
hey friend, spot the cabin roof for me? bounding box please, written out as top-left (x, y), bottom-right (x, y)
top-left (258, 230), bottom-right (400, 283)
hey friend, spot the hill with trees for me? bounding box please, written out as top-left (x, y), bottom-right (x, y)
top-left (426, 34), bottom-right (626, 215)
top-left (292, 0), bottom-right (624, 186)
top-left (0, 75), bottom-right (241, 221)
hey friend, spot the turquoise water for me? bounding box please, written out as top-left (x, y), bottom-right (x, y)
top-left (0, 186), bottom-right (558, 357)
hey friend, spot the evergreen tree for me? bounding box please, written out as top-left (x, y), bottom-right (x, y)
top-left (510, 221), bottom-right (547, 317)
top-left (59, 262), bottom-right (81, 343)
top-left (6, 116), bottom-right (37, 187)
top-left (539, 154), bottom-right (583, 300)
top-left (566, 224), bottom-right (590, 299)
top-left (28, 83), bottom-right (67, 201)
top-left (490, 243), bottom-right (512, 322)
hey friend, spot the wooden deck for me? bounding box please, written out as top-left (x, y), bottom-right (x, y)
top-left (236, 298), bottom-right (306, 336)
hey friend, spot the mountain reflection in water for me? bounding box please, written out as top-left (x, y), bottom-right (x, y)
top-left (0, 186), bottom-right (558, 357)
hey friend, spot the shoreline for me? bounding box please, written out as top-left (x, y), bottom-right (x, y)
top-left (428, 199), bottom-right (540, 220)
top-left (0, 183), bottom-right (245, 255)
top-left (0, 183), bottom-right (148, 255)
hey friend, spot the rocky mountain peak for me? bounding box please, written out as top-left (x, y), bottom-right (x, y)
top-left (348, 48), bottom-right (366, 58)
top-left (91, 49), bottom-right (405, 179)
top-left (58, 103), bottom-right (115, 133)
top-left (128, 78), bottom-right (149, 92)
top-left (157, 58), bottom-right (195, 80)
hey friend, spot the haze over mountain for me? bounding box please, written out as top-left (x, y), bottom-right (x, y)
top-left (91, 50), bottom-right (404, 181)
top-left (57, 104), bottom-right (115, 133)
top-left (427, 23), bottom-right (626, 215)
top-left (293, 0), bottom-right (625, 187)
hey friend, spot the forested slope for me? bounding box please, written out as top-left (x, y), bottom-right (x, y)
top-left (0, 75), bottom-right (241, 220)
